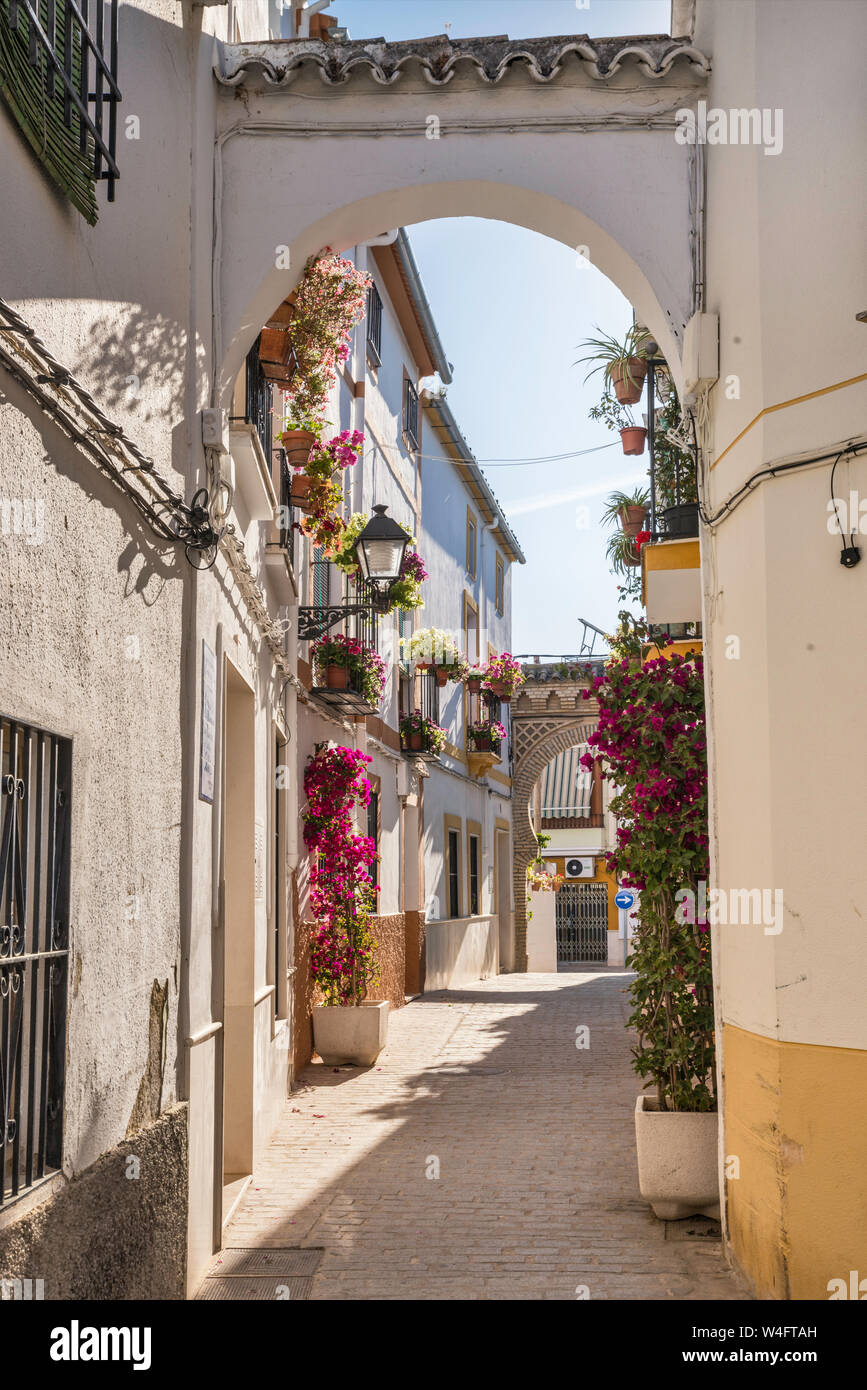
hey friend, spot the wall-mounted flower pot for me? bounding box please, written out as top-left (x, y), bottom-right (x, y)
top-left (312, 1000), bottom-right (389, 1067)
top-left (619, 505), bottom-right (649, 539)
top-left (486, 680), bottom-right (509, 700)
top-left (466, 677), bottom-right (482, 694)
top-left (289, 472), bottom-right (315, 512)
top-left (611, 357), bottom-right (648, 405)
top-left (662, 502), bottom-right (700, 538)
top-left (281, 428), bottom-right (318, 469)
top-left (325, 664), bottom-right (349, 690)
top-left (435, 667), bottom-right (450, 687)
top-left (634, 1095), bottom-right (720, 1221)
top-left (620, 426), bottom-right (647, 456)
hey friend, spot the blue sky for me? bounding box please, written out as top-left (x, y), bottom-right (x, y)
top-left (336, 0), bottom-right (671, 654)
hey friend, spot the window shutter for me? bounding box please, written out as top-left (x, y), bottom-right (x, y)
top-left (0, 2), bottom-right (97, 223)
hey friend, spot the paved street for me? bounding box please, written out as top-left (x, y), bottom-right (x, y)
top-left (221, 971), bottom-right (749, 1300)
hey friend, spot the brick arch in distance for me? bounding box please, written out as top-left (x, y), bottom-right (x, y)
top-left (511, 708), bottom-right (599, 972)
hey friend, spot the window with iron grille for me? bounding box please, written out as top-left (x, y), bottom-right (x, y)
top-left (366, 283), bottom-right (382, 365)
top-left (402, 375), bottom-right (419, 451)
top-left (495, 553), bottom-right (505, 616)
top-left (234, 336), bottom-right (273, 462)
top-left (0, 716), bottom-right (71, 1208)
top-left (0, 1), bottom-right (121, 225)
top-left (366, 790), bottom-right (379, 862)
top-left (447, 830), bottom-right (460, 919)
top-left (312, 547), bottom-right (330, 607)
top-left (468, 835), bottom-right (480, 916)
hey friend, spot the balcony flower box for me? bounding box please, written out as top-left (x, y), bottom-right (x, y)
top-left (313, 633), bottom-right (386, 709)
top-left (400, 711), bottom-right (447, 758)
top-left (467, 719), bottom-right (506, 754)
top-left (481, 653), bottom-right (525, 704)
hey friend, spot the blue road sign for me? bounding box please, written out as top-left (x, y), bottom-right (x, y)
top-left (614, 890), bottom-right (635, 910)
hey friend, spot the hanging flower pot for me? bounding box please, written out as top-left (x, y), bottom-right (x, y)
top-left (620, 426), bottom-right (647, 457)
top-left (289, 471), bottom-right (315, 512)
top-left (281, 428), bottom-right (318, 469)
top-left (467, 676), bottom-right (482, 695)
top-left (435, 667), bottom-right (451, 687)
top-left (619, 504), bottom-right (649, 539)
top-left (326, 664), bottom-right (349, 690)
top-left (611, 357), bottom-right (648, 405)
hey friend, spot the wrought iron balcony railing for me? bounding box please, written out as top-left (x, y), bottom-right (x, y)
top-left (646, 359), bottom-right (700, 541)
top-left (231, 336), bottom-right (273, 462)
top-left (1, 0), bottom-right (121, 223)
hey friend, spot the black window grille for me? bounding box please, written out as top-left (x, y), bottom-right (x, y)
top-left (0, 716), bottom-right (71, 1208)
top-left (417, 667), bottom-right (439, 727)
top-left (231, 336), bottom-right (272, 462)
top-left (275, 447), bottom-right (295, 567)
top-left (0, 1), bottom-right (121, 224)
top-left (366, 283), bottom-right (382, 365)
top-left (447, 830), bottom-right (460, 919)
top-left (366, 790), bottom-right (379, 862)
top-left (468, 835), bottom-right (480, 916)
top-left (402, 376), bottom-right (419, 451)
top-left (312, 547), bottom-right (329, 608)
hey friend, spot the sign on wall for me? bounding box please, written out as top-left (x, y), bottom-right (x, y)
top-left (199, 641), bottom-right (217, 804)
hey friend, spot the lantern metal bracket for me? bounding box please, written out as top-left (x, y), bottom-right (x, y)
top-left (297, 602), bottom-right (373, 642)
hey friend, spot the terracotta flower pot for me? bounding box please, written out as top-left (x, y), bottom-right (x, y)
top-left (409, 730), bottom-right (422, 751)
top-left (289, 472), bottom-right (315, 512)
top-left (619, 504), bottom-right (649, 539)
top-left (281, 428), bottom-right (318, 469)
top-left (467, 677), bottom-right (482, 694)
top-left (472, 734), bottom-right (493, 751)
top-left (620, 426), bottom-right (647, 457)
top-left (435, 667), bottom-right (450, 687)
top-left (326, 664), bottom-right (349, 690)
top-left (611, 358), bottom-right (647, 405)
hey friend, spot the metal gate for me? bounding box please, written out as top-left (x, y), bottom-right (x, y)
top-left (556, 882), bottom-right (608, 963)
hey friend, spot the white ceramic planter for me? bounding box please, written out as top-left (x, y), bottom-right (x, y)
top-left (312, 1000), bottom-right (389, 1066)
top-left (634, 1094), bottom-right (721, 1220)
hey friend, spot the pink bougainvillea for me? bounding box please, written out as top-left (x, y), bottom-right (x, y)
top-left (582, 612), bottom-right (714, 1112)
top-left (303, 745), bottom-right (380, 1006)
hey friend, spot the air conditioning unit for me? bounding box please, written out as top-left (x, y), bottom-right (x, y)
top-left (565, 857), bottom-right (595, 879)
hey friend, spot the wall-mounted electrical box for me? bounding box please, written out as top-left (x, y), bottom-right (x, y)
top-left (682, 311), bottom-right (719, 395)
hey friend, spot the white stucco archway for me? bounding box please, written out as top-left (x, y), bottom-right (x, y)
top-left (212, 35), bottom-right (710, 402)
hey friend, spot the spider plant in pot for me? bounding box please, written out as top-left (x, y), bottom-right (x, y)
top-left (574, 324), bottom-right (652, 405)
top-left (588, 390), bottom-right (646, 457)
top-left (601, 486), bottom-right (650, 540)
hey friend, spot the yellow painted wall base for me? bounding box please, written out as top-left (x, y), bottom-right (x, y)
top-left (724, 1023), bottom-right (867, 1300)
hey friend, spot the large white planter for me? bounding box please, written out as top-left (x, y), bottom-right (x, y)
top-left (634, 1094), bottom-right (721, 1221)
top-left (312, 1000), bottom-right (389, 1066)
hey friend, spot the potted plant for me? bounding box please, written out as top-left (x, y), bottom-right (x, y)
top-left (279, 409), bottom-right (322, 481)
top-left (574, 324), bottom-right (652, 405)
top-left (482, 652), bottom-right (525, 703)
top-left (585, 614), bottom-right (718, 1221)
top-left (601, 486), bottom-right (650, 539)
top-left (399, 710), bottom-right (447, 756)
top-left (464, 666), bottom-right (485, 695)
top-left (409, 628), bottom-right (463, 681)
top-left (587, 389), bottom-right (646, 457)
top-left (467, 719), bottom-right (507, 754)
top-left (304, 746), bottom-right (388, 1066)
top-left (312, 633), bottom-right (386, 707)
top-left (286, 427), bottom-right (364, 518)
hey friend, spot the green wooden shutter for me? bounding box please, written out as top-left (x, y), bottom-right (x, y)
top-left (0, 1), bottom-right (98, 224)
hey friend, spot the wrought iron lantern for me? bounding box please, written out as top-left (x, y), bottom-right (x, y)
top-left (355, 505), bottom-right (409, 586)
